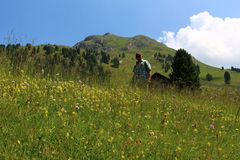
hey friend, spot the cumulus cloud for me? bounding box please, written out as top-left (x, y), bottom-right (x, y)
top-left (159, 11), bottom-right (240, 68)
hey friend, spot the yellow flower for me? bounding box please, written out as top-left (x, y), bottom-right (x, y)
top-left (108, 136), bottom-right (114, 143)
top-left (176, 146), bottom-right (182, 152)
top-left (57, 111), bottom-right (62, 117)
top-left (149, 131), bottom-right (155, 136)
top-left (66, 132), bottom-right (70, 138)
top-left (194, 128), bottom-right (198, 133)
top-left (57, 85), bottom-right (63, 92)
top-left (61, 107), bottom-right (66, 113)
top-left (45, 110), bottom-right (48, 117)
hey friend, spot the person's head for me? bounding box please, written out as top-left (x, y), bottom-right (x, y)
top-left (136, 52), bottom-right (142, 62)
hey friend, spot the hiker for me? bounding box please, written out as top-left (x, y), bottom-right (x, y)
top-left (132, 52), bottom-right (151, 86)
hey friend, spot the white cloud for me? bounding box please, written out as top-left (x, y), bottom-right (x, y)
top-left (159, 11), bottom-right (240, 68)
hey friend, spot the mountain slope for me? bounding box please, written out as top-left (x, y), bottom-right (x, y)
top-left (74, 33), bottom-right (175, 55)
top-left (73, 33), bottom-right (240, 87)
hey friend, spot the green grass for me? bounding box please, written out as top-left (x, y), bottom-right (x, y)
top-left (199, 63), bottom-right (240, 87)
top-left (1, 71), bottom-right (240, 159)
top-left (1, 34), bottom-right (240, 159)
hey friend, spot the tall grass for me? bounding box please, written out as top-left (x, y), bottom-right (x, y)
top-left (0, 70), bottom-right (240, 159)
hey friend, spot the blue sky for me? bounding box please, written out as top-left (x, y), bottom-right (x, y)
top-left (1, 0), bottom-right (239, 46)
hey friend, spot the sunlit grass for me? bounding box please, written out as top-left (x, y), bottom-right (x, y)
top-left (1, 71), bottom-right (240, 159)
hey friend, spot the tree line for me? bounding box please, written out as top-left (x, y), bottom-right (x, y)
top-left (154, 52), bottom-right (173, 73)
top-left (0, 44), bottom-right (115, 83)
top-left (231, 66), bottom-right (240, 73)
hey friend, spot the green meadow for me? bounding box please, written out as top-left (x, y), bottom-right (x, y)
top-left (1, 71), bottom-right (240, 159)
top-left (1, 34), bottom-right (240, 159)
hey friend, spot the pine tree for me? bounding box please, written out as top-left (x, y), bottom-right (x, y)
top-left (224, 71), bottom-right (231, 84)
top-left (100, 51), bottom-right (110, 64)
top-left (206, 73), bottom-right (213, 81)
top-left (111, 57), bottom-right (120, 68)
top-left (169, 49), bottom-right (200, 89)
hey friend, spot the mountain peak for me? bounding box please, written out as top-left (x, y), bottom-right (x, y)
top-left (104, 32), bottom-right (112, 36)
top-left (73, 34), bottom-right (167, 53)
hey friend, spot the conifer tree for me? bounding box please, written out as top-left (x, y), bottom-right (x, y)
top-left (170, 49), bottom-right (200, 88)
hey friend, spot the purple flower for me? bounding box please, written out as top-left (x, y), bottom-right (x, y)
top-left (209, 124), bottom-right (215, 129)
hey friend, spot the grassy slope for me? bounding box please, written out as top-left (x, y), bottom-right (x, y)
top-left (1, 71), bottom-right (240, 159)
top-left (199, 63), bottom-right (240, 87)
top-left (111, 49), bottom-right (240, 88)
top-left (1, 35), bottom-right (240, 159)
top-left (75, 34), bottom-right (240, 88)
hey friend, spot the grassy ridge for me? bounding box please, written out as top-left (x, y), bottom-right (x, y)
top-left (1, 71), bottom-right (240, 159)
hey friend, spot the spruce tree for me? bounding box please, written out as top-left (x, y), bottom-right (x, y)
top-left (224, 71), bottom-right (231, 84)
top-left (206, 73), bottom-right (213, 81)
top-left (100, 51), bottom-right (110, 64)
top-left (169, 49), bottom-right (200, 89)
top-left (111, 57), bottom-right (120, 68)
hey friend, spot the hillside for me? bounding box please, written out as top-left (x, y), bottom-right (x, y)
top-left (74, 33), bottom-right (175, 56)
top-left (0, 33), bottom-right (239, 87)
top-left (1, 35), bottom-right (240, 159)
top-left (74, 33), bottom-right (240, 87)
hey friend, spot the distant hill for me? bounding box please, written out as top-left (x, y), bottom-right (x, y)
top-left (74, 33), bottom-right (175, 55)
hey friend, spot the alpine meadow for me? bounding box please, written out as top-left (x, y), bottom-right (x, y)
top-left (1, 33), bottom-right (240, 159)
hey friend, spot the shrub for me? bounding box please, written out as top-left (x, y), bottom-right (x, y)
top-left (111, 57), bottom-right (120, 68)
top-left (224, 71), bottom-right (231, 84)
top-left (206, 74), bottom-right (213, 81)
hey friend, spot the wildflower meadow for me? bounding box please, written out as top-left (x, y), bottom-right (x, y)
top-left (1, 71), bottom-right (240, 159)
